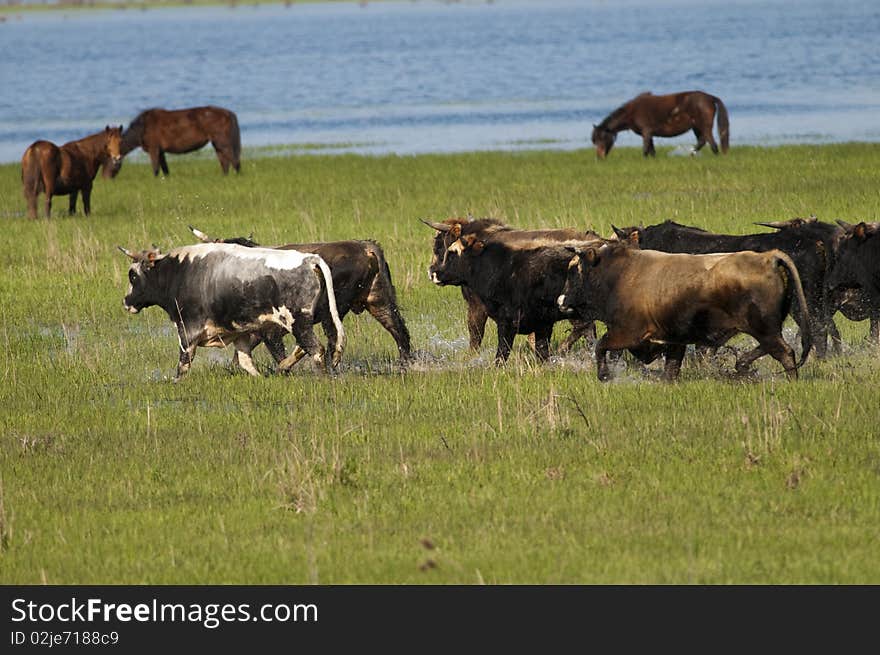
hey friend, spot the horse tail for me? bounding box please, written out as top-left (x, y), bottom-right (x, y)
top-left (21, 144), bottom-right (44, 198)
top-left (775, 251), bottom-right (812, 369)
top-left (229, 111), bottom-right (242, 172)
top-left (712, 95), bottom-right (730, 153)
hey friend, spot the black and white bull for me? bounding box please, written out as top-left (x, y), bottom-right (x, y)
top-left (826, 221), bottom-right (880, 345)
top-left (557, 241), bottom-right (812, 381)
top-left (120, 242), bottom-right (345, 380)
top-left (424, 217), bottom-right (599, 355)
top-left (611, 219), bottom-right (836, 357)
top-left (189, 227), bottom-right (412, 365)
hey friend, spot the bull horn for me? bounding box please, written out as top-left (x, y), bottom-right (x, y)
top-left (420, 218), bottom-right (451, 232)
top-left (118, 246), bottom-right (138, 260)
top-left (836, 219), bottom-right (854, 230)
top-left (189, 225), bottom-right (213, 242)
top-left (755, 221), bottom-right (787, 229)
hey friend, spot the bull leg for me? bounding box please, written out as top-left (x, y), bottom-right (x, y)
top-left (81, 184), bottom-right (92, 216)
top-left (663, 344), bottom-right (687, 381)
top-left (464, 289), bottom-right (489, 351)
top-left (280, 315), bottom-right (325, 372)
top-left (764, 335), bottom-right (799, 380)
top-left (828, 319), bottom-right (843, 355)
top-left (870, 318), bottom-right (880, 345)
top-left (494, 321), bottom-right (516, 365)
top-left (175, 343), bottom-right (197, 382)
top-left (263, 329), bottom-right (288, 364)
top-left (232, 337), bottom-right (261, 377)
top-left (159, 151), bottom-right (169, 176)
top-left (68, 190), bottom-right (79, 216)
top-left (533, 325), bottom-right (552, 362)
top-left (558, 320), bottom-right (596, 354)
top-left (366, 300), bottom-right (413, 363)
top-left (320, 315), bottom-right (345, 368)
top-left (735, 345), bottom-right (765, 375)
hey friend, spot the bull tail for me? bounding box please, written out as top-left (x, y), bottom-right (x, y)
top-left (712, 95), bottom-right (730, 153)
top-left (315, 256), bottom-right (345, 365)
top-left (775, 251), bottom-right (812, 369)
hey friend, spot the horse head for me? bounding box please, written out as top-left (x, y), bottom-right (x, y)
top-left (103, 125), bottom-right (124, 179)
top-left (591, 124), bottom-right (616, 160)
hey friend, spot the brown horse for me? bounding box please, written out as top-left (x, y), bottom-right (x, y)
top-left (591, 91), bottom-right (729, 159)
top-left (120, 106), bottom-right (242, 176)
top-left (21, 126), bottom-right (123, 219)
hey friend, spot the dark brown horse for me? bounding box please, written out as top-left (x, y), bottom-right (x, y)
top-left (21, 126), bottom-right (123, 219)
top-left (592, 91), bottom-right (729, 159)
top-left (120, 106), bottom-right (241, 176)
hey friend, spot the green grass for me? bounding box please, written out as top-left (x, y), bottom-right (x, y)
top-left (1, 143), bottom-right (879, 584)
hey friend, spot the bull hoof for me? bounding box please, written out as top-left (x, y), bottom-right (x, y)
top-left (331, 350), bottom-right (343, 368)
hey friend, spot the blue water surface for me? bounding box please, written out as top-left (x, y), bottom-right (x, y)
top-left (1, 0), bottom-right (878, 161)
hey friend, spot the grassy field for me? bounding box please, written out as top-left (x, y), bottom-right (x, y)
top-left (0, 143), bottom-right (878, 584)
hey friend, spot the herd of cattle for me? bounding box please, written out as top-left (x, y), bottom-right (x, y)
top-left (119, 216), bottom-right (879, 382)
top-left (16, 104), bottom-right (877, 381)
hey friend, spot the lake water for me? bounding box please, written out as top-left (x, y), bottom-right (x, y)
top-left (1, 0), bottom-right (879, 162)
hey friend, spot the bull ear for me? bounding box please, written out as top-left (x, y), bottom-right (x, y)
top-left (420, 218), bottom-right (451, 232)
top-left (450, 223), bottom-right (462, 239)
top-left (853, 223), bottom-right (868, 241)
top-left (585, 248), bottom-right (600, 266)
top-left (626, 230), bottom-right (640, 246)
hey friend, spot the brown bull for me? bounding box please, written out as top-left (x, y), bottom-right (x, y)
top-left (557, 242), bottom-right (812, 381)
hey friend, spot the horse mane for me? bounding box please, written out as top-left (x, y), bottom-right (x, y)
top-left (598, 92), bottom-right (652, 130)
top-left (121, 109), bottom-right (157, 154)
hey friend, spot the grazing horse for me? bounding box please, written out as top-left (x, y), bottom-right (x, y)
top-left (21, 126), bottom-right (123, 219)
top-left (592, 91), bottom-right (729, 159)
top-left (120, 106), bottom-right (241, 176)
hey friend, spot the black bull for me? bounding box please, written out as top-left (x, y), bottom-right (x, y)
top-left (424, 217), bottom-right (599, 357)
top-left (425, 218), bottom-right (601, 363)
top-left (189, 227), bottom-right (412, 365)
top-left (826, 221), bottom-right (880, 344)
top-left (557, 242), bottom-right (812, 381)
top-left (612, 220), bottom-right (839, 357)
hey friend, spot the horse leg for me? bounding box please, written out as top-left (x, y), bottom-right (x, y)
top-left (159, 151), bottom-right (169, 176)
top-left (81, 184), bottom-right (92, 216)
top-left (44, 194), bottom-right (53, 219)
top-left (692, 127), bottom-right (707, 153)
top-left (148, 147), bottom-right (161, 176)
top-left (25, 191), bottom-right (38, 220)
top-left (642, 133), bottom-right (656, 157)
top-left (212, 142), bottom-right (231, 175)
top-left (705, 127), bottom-right (719, 154)
top-left (68, 190), bottom-right (78, 216)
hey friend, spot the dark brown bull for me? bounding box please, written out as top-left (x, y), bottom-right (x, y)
top-left (592, 91), bottom-right (729, 159)
top-left (557, 241), bottom-right (812, 381)
top-left (21, 126), bottom-right (123, 219)
top-left (611, 219), bottom-right (837, 357)
top-left (190, 227), bottom-right (412, 366)
top-left (121, 106), bottom-right (241, 176)
top-left (424, 217), bottom-right (598, 354)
